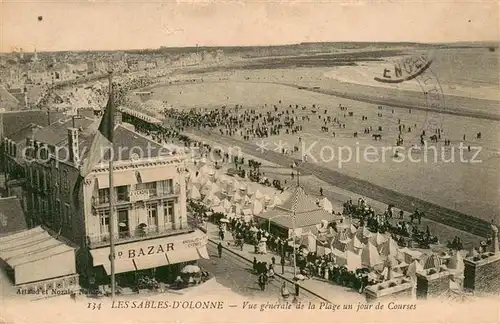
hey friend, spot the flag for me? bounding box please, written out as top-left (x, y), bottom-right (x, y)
top-left (72, 95), bottom-right (114, 210)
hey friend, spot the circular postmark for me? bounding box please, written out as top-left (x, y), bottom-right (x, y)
top-left (374, 51), bottom-right (445, 137)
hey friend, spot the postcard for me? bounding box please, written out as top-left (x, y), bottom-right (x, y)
top-left (0, 0), bottom-right (499, 323)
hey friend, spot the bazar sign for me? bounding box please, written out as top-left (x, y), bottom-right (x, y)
top-left (115, 235), bottom-right (208, 259)
top-left (374, 54), bottom-right (433, 84)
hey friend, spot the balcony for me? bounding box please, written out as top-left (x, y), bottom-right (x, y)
top-left (92, 184), bottom-right (181, 208)
top-left (87, 219), bottom-right (197, 248)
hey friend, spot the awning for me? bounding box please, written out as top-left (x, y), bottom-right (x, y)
top-left (137, 168), bottom-right (160, 184)
top-left (134, 254), bottom-right (169, 271)
top-left (90, 230), bottom-right (209, 273)
top-left (102, 260), bottom-right (137, 275)
top-left (0, 226), bottom-right (77, 285)
top-left (96, 171), bottom-right (138, 189)
top-left (167, 248), bottom-right (199, 264)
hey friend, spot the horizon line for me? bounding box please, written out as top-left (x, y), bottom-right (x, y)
top-left (2, 40), bottom-right (499, 54)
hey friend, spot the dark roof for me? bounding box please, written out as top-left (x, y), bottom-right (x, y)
top-left (6, 124), bottom-right (43, 143)
top-left (258, 186), bottom-right (342, 229)
top-left (78, 124), bottom-right (175, 163)
top-left (0, 86), bottom-right (20, 109)
top-left (1, 110), bottom-right (64, 138)
top-left (33, 116), bottom-right (94, 146)
top-left (0, 196), bottom-right (27, 236)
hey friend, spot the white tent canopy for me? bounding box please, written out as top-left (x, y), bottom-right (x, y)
top-left (361, 242), bottom-right (383, 267)
top-left (320, 197), bottom-right (334, 213)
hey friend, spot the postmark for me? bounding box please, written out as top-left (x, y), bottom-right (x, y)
top-left (374, 51), bottom-right (445, 136)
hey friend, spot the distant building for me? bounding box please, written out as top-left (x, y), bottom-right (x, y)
top-left (0, 196), bottom-right (27, 236)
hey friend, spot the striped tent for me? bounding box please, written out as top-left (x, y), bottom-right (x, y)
top-left (423, 254), bottom-right (442, 270)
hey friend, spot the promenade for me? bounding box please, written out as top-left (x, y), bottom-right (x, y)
top-left (205, 222), bottom-right (365, 304)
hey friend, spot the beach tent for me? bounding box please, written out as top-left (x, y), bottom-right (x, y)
top-left (400, 247), bottom-right (424, 264)
top-left (348, 224), bottom-right (357, 238)
top-left (361, 242), bottom-right (383, 267)
top-left (378, 237), bottom-right (400, 257)
top-left (212, 206), bottom-right (226, 214)
top-left (251, 200), bottom-right (264, 215)
top-left (203, 194), bottom-right (221, 207)
top-left (337, 250), bottom-right (362, 271)
top-left (346, 235), bottom-right (364, 253)
top-left (232, 192), bottom-right (243, 203)
top-left (332, 230), bottom-right (351, 252)
top-left (407, 260), bottom-right (424, 280)
top-left (221, 199), bottom-right (232, 212)
top-left (447, 252), bottom-right (465, 274)
top-left (200, 181), bottom-right (214, 196)
top-left (423, 254), bottom-right (442, 270)
top-left (320, 197), bottom-right (334, 213)
top-left (254, 190), bottom-right (264, 200)
top-left (369, 232), bottom-right (388, 247)
top-left (189, 185), bottom-right (202, 200)
top-left (300, 232), bottom-right (317, 252)
top-left (355, 226), bottom-right (373, 243)
top-left (270, 195), bottom-right (282, 207)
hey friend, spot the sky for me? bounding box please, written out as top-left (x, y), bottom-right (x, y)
top-left (0, 0), bottom-right (499, 52)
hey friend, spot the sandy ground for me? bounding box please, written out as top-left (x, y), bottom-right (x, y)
top-left (140, 80), bottom-right (500, 223)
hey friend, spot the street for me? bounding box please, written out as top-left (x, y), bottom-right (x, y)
top-left (198, 241), bottom-right (320, 302)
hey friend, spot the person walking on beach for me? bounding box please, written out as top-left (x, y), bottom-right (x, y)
top-left (295, 282), bottom-right (300, 297)
top-left (217, 242), bottom-right (223, 258)
top-left (320, 187), bottom-right (323, 196)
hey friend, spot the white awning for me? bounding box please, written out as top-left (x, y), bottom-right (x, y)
top-left (137, 168), bottom-right (160, 184)
top-left (102, 260), bottom-right (137, 275)
top-left (96, 171), bottom-right (138, 189)
top-left (167, 248), bottom-right (199, 265)
top-left (0, 226), bottom-right (76, 285)
top-left (134, 253), bottom-right (169, 270)
top-left (90, 230), bottom-right (208, 272)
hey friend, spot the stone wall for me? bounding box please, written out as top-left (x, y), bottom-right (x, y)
top-left (365, 278), bottom-right (414, 303)
top-left (416, 268), bottom-right (451, 299)
top-left (464, 252), bottom-right (500, 295)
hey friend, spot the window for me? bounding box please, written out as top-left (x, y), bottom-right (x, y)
top-left (115, 185), bottom-right (129, 201)
top-left (98, 210), bottom-right (110, 235)
top-left (136, 181), bottom-right (156, 196)
top-left (63, 170), bottom-right (69, 192)
top-left (158, 179), bottom-right (174, 196)
top-left (164, 201), bottom-right (175, 224)
top-left (147, 203), bottom-right (158, 227)
top-left (98, 188), bottom-right (110, 204)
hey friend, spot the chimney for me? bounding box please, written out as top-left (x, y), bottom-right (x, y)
top-left (114, 111), bottom-right (122, 125)
top-left (67, 128), bottom-right (80, 165)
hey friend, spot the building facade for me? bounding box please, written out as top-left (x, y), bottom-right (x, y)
top-left (19, 113), bottom-right (207, 288)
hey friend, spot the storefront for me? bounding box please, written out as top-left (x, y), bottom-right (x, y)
top-left (88, 230), bottom-right (209, 290)
top-left (0, 226), bottom-right (79, 291)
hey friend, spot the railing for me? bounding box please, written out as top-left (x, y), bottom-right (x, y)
top-left (87, 221), bottom-right (194, 248)
top-left (93, 184), bottom-right (181, 207)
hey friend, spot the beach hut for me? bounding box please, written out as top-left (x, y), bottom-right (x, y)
top-left (361, 242), bottom-right (383, 268)
top-left (319, 197), bottom-right (334, 213)
top-left (378, 237), bottom-right (400, 257)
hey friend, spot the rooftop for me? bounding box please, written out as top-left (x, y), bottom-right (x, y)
top-left (0, 196), bottom-right (27, 236)
top-left (1, 110), bottom-right (64, 138)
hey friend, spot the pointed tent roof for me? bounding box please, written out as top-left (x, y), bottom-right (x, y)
top-left (346, 235), bottom-right (364, 252)
top-left (348, 224), bottom-right (357, 236)
top-left (254, 190), bottom-right (264, 200)
top-left (271, 195), bottom-right (282, 207)
top-left (361, 242), bottom-right (383, 267)
top-left (356, 226), bottom-right (373, 240)
top-left (189, 185), bottom-right (201, 200)
top-left (320, 197), bottom-right (333, 213)
top-left (252, 200), bottom-right (264, 215)
top-left (369, 232), bottom-right (388, 247)
top-left (407, 260), bottom-right (424, 278)
top-left (379, 237), bottom-right (400, 257)
top-left (221, 199), bottom-right (232, 211)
